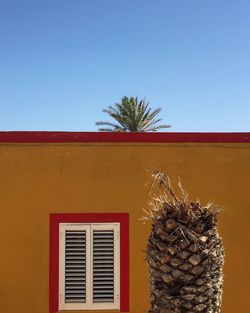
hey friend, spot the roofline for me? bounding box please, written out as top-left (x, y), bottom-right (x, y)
top-left (0, 131), bottom-right (249, 143)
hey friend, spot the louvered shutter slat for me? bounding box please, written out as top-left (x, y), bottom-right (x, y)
top-left (65, 230), bottom-right (86, 303)
top-left (93, 230), bottom-right (115, 303)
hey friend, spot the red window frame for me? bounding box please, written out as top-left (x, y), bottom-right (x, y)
top-left (49, 213), bottom-right (129, 312)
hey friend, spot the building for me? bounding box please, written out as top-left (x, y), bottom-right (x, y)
top-left (0, 131), bottom-right (249, 313)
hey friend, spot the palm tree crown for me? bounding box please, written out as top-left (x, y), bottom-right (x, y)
top-left (96, 96), bottom-right (171, 132)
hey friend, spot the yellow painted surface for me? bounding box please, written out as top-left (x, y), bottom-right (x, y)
top-left (0, 142), bottom-right (249, 313)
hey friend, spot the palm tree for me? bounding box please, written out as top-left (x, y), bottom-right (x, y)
top-left (96, 96), bottom-right (171, 132)
top-left (144, 171), bottom-right (224, 313)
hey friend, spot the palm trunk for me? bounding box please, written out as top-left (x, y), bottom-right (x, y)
top-left (145, 171), bottom-right (224, 313)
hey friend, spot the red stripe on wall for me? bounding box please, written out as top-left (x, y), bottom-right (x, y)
top-left (49, 213), bottom-right (129, 313)
top-left (120, 214), bottom-right (129, 312)
top-left (49, 215), bottom-right (60, 313)
top-left (0, 131), bottom-right (250, 143)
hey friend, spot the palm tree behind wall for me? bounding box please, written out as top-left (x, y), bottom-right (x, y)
top-left (96, 96), bottom-right (171, 132)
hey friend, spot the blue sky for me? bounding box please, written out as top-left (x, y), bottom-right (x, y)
top-left (0, 0), bottom-right (249, 131)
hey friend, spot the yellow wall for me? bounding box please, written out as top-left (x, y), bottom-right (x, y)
top-left (0, 142), bottom-right (249, 313)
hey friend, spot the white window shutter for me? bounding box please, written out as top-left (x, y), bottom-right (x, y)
top-left (92, 224), bottom-right (120, 309)
top-left (59, 223), bottom-right (120, 310)
top-left (59, 224), bottom-right (91, 310)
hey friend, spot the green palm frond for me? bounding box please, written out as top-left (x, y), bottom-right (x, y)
top-left (97, 128), bottom-right (113, 132)
top-left (95, 121), bottom-right (121, 128)
top-left (96, 96), bottom-right (171, 132)
top-left (145, 124), bottom-right (171, 132)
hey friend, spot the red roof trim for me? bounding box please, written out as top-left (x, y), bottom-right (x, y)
top-left (0, 131), bottom-right (249, 143)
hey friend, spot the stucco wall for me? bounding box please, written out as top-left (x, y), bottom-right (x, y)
top-left (0, 142), bottom-right (249, 313)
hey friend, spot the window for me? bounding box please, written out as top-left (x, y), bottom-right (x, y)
top-left (59, 223), bottom-right (120, 310)
top-left (50, 213), bottom-right (129, 313)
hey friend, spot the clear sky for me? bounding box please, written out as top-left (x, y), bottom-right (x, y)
top-left (0, 0), bottom-right (249, 132)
